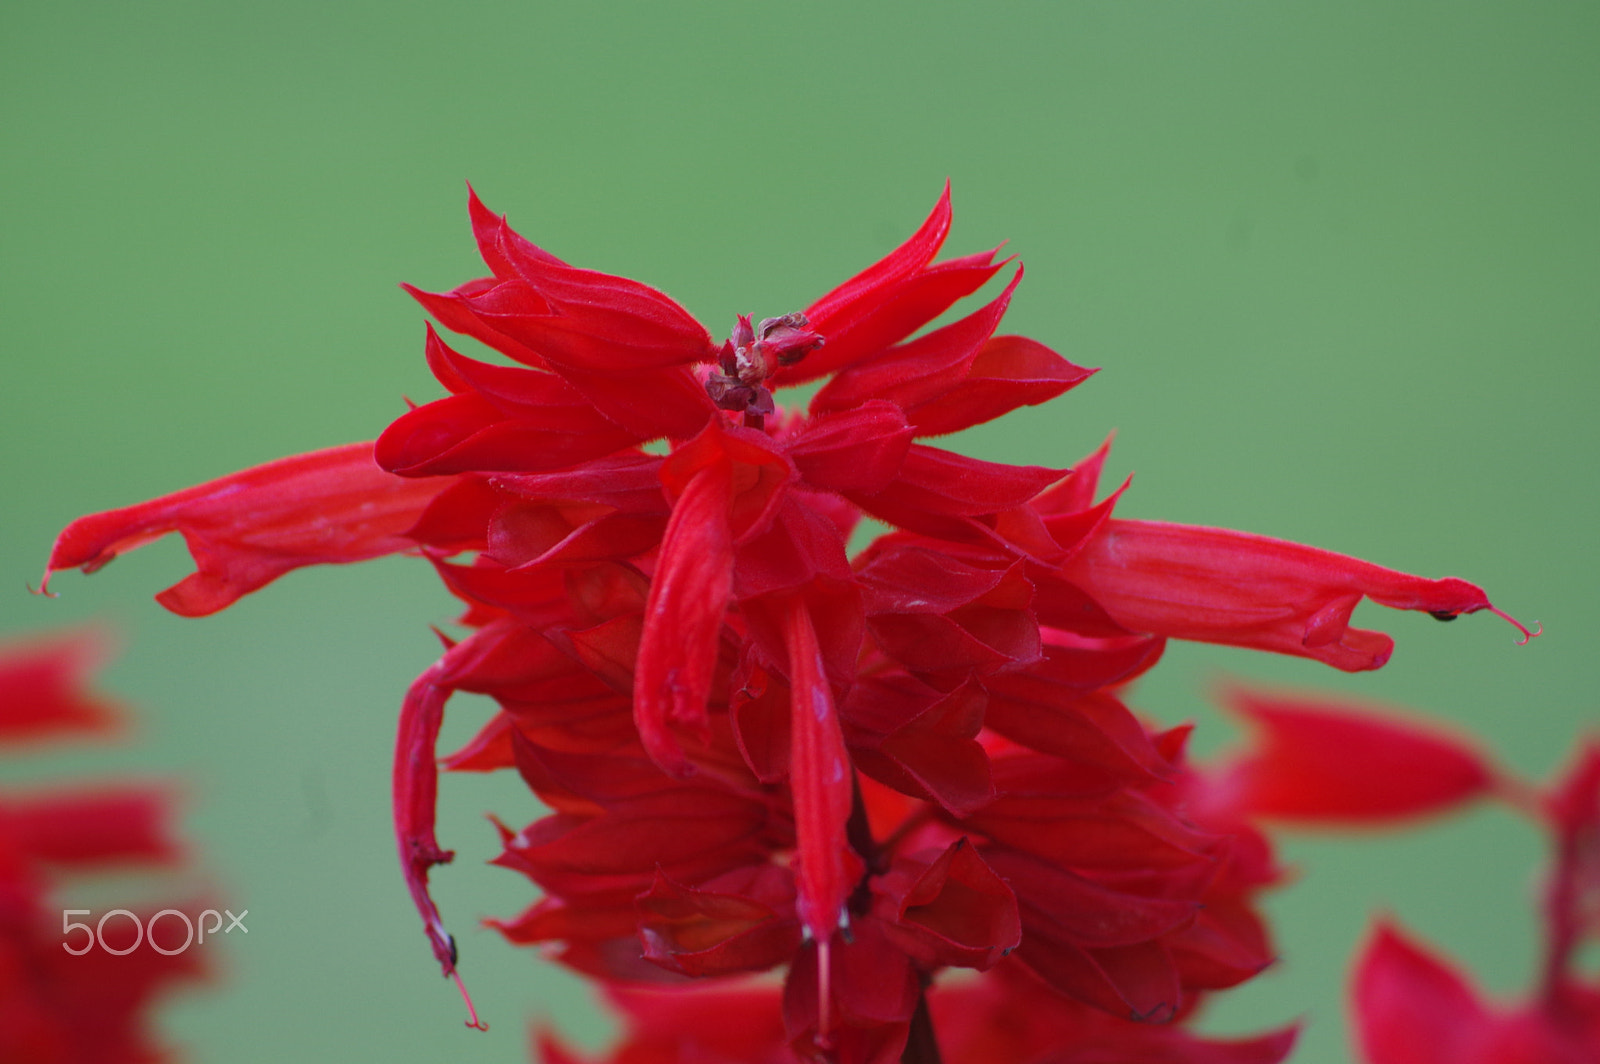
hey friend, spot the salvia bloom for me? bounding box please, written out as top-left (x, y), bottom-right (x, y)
top-left (0, 628), bottom-right (207, 1063)
top-left (1199, 685), bottom-right (1597, 1064)
top-left (42, 186), bottom-right (1536, 1061)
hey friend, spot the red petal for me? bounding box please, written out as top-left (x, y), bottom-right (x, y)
top-left (880, 839), bottom-right (1021, 970)
top-left (637, 869), bottom-right (801, 977)
top-left (813, 269), bottom-right (1094, 436)
top-left (633, 458), bottom-right (735, 773)
top-left (783, 401), bottom-right (913, 494)
top-left (1353, 922), bottom-right (1490, 1064)
top-left (846, 676), bottom-right (993, 814)
top-left (850, 444), bottom-right (1068, 525)
top-left (1031, 432), bottom-right (1114, 516)
top-left (1063, 519), bottom-right (1530, 671)
top-left (0, 628), bottom-right (123, 743)
top-left (45, 442), bottom-right (450, 617)
top-left (784, 595), bottom-right (853, 942)
top-left (1212, 684), bottom-right (1495, 823)
top-left (812, 268), bottom-right (1022, 417)
top-left (0, 786), bottom-right (182, 869)
top-left (795, 250), bottom-right (1008, 385)
top-left (1014, 933), bottom-right (1181, 1023)
top-left (450, 189), bottom-right (717, 372)
top-left (904, 334), bottom-right (1094, 437)
top-left (805, 183), bottom-right (952, 330)
top-left (983, 656), bottom-right (1172, 782)
top-left (988, 847), bottom-right (1199, 950)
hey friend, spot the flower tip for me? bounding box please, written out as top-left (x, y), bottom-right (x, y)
top-left (448, 968), bottom-right (489, 1032)
top-left (1487, 604), bottom-right (1541, 645)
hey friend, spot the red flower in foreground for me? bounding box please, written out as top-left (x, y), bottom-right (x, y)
top-left (0, 628), bottom-right (208, 1064)
top-left (41, 185), bottom-right (1536, 1060)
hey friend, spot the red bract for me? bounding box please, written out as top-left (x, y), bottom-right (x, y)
top-left (42, 184), bottom-right (1536, 1060)
top-left (0, 629), bottom-right (208, 1064)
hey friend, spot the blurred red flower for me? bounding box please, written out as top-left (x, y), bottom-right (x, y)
top-left (0, 628), bottom-right (208, 1064)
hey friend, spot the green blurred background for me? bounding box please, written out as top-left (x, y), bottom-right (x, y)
top-left (3, 3), bottom-right (1595, 1061)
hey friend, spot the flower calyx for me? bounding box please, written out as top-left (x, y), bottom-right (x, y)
top-left (706, 312), bottom-right (825, 428)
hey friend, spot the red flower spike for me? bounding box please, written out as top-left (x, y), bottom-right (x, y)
top-left (1062, 519), bottom-right (1540, 671)
top-left (47, 182), bottom-right (1536, 1058)
top-left (42, 442), bottom-right (451, 616)
top-left (1208, 684), bottom-right (1496, 824)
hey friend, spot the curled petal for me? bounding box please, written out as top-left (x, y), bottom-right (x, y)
top-left (44, 442), bottom-right (451, 617)
top-left (1062, 519), bottom-right (1535, 671)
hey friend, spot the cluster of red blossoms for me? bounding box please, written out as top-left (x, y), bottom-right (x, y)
top-left (0, 629), bottom-right (207, 1063)
top-left (43, 186), bottom-right (1537, 1062)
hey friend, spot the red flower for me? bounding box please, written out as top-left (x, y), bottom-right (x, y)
top-left (1206, 684), bottom-right (1598, 1064)
top-left (41, 184), bottom-right (1536, 1060)
top-left (1349, 740), bottom-right (1600, 1064)
top-left (1200, 683), bottom-right (1497, 824)
top-left (0, 628), bottom-right (208, 1064)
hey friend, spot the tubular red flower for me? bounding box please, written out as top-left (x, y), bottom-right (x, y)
top-left (42, 442), bottom-right (451, 616)
top-left (782, 595), bottom-right (854, 945)
top-left (1062, 518), bottom-right (1538, 671)
top-left (1206, 684), bottom-right (1496, 823)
